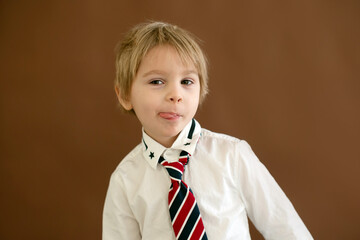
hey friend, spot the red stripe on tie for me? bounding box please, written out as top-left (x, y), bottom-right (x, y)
top-left (173, 162), bottom-right (184, 171)
top-left (165, 162), bottom-right (184, 173)
top-left (179, 157), bottom-right (188, 165)
top-left (189, 217), bottom-right (205, 240)
top-left (168, 182), bottom-right (180, 204)
top-left (164, 162), bottom-right (183, 171)
top-left (172, 194), bottom-right (196, 236)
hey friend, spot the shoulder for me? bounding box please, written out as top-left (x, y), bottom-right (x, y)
top-left (199, 128), bottom-right (257, 160)
top-left (201, 128), bottom-right (241, 143)
top-left (200, 128), bottom-right (251, 148)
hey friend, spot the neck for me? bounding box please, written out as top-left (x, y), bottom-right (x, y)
top-left (157, 135), bottom-right (177, 148)
top-left (143, 129), bottom-right (179, 148)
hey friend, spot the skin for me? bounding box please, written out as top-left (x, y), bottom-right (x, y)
top-left (116, 44), bottom-right (201, 148)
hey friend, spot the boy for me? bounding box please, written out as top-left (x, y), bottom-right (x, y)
top-left (103, 21), bottom-right (313, 239)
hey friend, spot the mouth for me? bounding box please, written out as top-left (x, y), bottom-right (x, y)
top-left (158, 112), bottom-right (181, 120)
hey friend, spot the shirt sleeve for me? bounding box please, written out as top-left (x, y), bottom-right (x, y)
top-left (103, 172), bottom-right (141, 240)
top-left (236, 140), bottom-right (313, 240)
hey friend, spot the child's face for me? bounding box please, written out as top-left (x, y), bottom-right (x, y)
top-left (118, 44), bottom-right (200, 147)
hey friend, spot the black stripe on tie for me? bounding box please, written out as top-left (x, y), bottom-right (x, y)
top-left (169, 182), bottom-right (188, 220)
top-left (202, 232), bottom-right (208, 240)
top-left (158, 156), bottom-right (165, 164)
top-left (179, 151), bottom-right (189, 166)
top-left (178, 202), bottom-right (201, 240)
top-left (166, 168), bottom-right (182, 181)
top-left (187, 119), bottom-right (196, 139)
top-left (179, 150), bottom-right (188, 157)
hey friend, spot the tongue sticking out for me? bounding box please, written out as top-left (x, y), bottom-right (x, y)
top-left (159, 112), bottom-right (180, 120)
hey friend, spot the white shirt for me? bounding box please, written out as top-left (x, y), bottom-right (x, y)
top-left (103, 120), bottom-right (313, 240)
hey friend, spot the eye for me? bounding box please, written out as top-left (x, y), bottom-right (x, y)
top-left (149, 79), bottom-right (164, 85)
top-left (181, 79), bottom-right (193, 85)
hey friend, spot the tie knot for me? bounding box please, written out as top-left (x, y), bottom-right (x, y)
top-left (159, 151), bottom-right (189, 182)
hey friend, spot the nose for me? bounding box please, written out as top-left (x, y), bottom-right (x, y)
top-left (170, 96), bottom-right (182, 102)
top-left (167, 84), bottom-right (183, 103)
top-left (169, 93), bottom-right (183, 103)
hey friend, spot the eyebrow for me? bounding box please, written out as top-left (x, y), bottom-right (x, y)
top-left (142, 70), bottom-right (198, 78)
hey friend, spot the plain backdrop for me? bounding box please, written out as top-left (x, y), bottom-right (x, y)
top-left (1, 1), bottom-right (359, 239)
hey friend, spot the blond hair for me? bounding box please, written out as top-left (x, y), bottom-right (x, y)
top-left (114, 21), bottom-right (208, 112)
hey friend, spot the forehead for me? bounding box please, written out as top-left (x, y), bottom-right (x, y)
top-left (138, 44), bottom-right (197, 73)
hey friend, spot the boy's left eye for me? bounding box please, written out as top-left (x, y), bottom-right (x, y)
top-left (181, 79), bottom-right (193, 85)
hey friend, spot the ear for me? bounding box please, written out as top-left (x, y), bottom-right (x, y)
top-left (115, 86), bottom-right (133, 110)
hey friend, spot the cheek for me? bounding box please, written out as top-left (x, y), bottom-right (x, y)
top-left (189, 89), bottom-right (200, 106)
top-left (130, 88), bottom-right (149, 109)
top-left (132, 95), bottom-right (157, 114)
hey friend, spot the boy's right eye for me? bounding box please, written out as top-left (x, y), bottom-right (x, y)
top-left (149, 79), bottom-right (164, 85)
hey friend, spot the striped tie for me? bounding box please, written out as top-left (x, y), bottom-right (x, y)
top-left (159, 151), bottom-right (207, 240)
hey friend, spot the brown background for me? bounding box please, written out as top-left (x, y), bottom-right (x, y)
top-left (1, 1), bottom-right (359, 239)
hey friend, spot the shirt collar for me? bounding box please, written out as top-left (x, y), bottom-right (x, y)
top-left (142, 119), bottom-right (202, 169)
